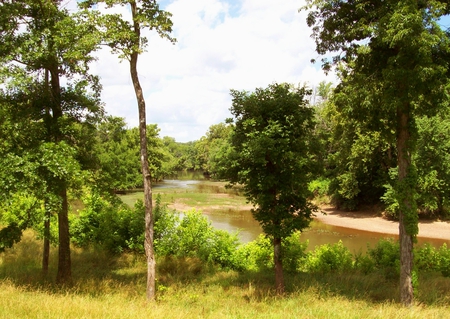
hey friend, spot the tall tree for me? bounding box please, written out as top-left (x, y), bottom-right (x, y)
top-left (79, 0), bottom-right (175, 300)
top-left (226, 83), bottom-right (318, 294)
top-left (0, 0), bottom-right (102, 284)
top-left (304, 0), bottom-right (450, 305)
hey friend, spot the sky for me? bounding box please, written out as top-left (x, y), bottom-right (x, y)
top-left (62, 0), bottom-right (332, 142)
top-left (63, 1), bottom-right (450, 143)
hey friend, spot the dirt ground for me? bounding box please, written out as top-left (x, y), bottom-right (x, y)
top-left (315, 206), bottom-right (450, 241)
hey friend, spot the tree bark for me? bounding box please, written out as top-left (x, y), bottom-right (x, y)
top-left (42, 208), bottom-right (50, 278)
top-left (49, 63), bottom-right (72, 285)
top-left (397, 106), bottom-right (414, 306)
top-left (130, 2), bottom-right (156, 301)
top-left (56, 186), bottom-right (72, 285)
top-left (273, 237), bottom-right (285, 294)
top-left (42, 70), bottom-right (51, 278)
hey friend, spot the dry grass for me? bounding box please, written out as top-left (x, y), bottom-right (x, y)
top-left (0, 231), bottom-right (450, 318)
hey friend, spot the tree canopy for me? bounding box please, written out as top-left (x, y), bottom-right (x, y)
top-left (0, 0), bottom-right (103, 283)
top-left (304, 0), bottom-right (450, 306)
top-left (226, 82), bottom-right (319, 293)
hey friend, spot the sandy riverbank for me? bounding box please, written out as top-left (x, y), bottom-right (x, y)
top-left (315, 206), bottom-right (450, 241)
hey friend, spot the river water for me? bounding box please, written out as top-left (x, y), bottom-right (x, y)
top-left (152, 179), bottom-right (449, 253)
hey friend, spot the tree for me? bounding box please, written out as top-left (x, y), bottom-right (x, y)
top-left (226, 83), bottom-right (318, 293)
top-left (95, 117), bottom-right (169, 190)
top-left (0, 0), bottom-right (102, 284)
top-left (304, 0), bottom-right (450, 305)
top-left (79, 0), bottom-right (175, 300)
top-left (194, 122), bottom-right (234, 177)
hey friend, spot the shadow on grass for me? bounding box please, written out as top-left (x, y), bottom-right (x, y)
top-left (1, 238), bottom-right (450, 306)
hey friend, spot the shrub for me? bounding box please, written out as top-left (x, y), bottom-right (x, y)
top-left (234, 232), bottom-right (308, 272)
top-left (306, 240), bottom-right (354, 273)
top-left (155, 208), bottom-right (240, 269)
top-left (308, 178), bottom-right (331, 198)
top-left (70, 190), bottom-right (144, 254)
top-left (354, 252), bottom-right (375, 274)
top-left (282, 232), bottom-right (309, 273)
top-left (438, 244), bottom-right (450, 277)
top-left (367, 238), bottom-right (399, 279)
top-left (234, 235), bottom-right (273, 271)
top-left (153, 196), bottom-right (180, 256)
top-left (414, 243), bottom-right (440, 272)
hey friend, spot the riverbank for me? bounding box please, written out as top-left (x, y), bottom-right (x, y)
top-left (315, 206), bottom-right (450, 241)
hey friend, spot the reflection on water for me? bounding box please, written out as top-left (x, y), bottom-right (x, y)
top-left (153, 179), bottom-right (200, 189)
top-left (154, 178), bottom-right (449, 252)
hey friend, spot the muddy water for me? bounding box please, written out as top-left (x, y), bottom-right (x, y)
top-left (154, 179), bottom-right (449, 252)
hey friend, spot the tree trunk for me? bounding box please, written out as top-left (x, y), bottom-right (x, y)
top-left (42, 208), bottom-right (50, 278)
top-left (397, 107), bottom-right (414, 306)
top-left (42, 70), bottom-right (51, 278)
top-left (273, 237), bottom-right (285, 294)
top-left (49, 62), bottom-right (72, 285)
top-left (56, 186), bottom-right (72, 285)
top-left (130, 2), bottom-right (155, 301)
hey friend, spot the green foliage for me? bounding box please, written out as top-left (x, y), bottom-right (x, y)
top-left (414, 243), bottom-right (440, 273)
top-left (168, 210), bottom-right (240, 269)
top-left (308, 177), bottom-right (331, 197)
top-left (227, 82), bottom-right (319, 239)
top-left (71, 192), bottom-right (241, 269)
top-left (438, 244), bottom-right (450, 277)
top-left (193, 122), bottom-right (234, 177)
top-left (353, 252), bottom-right (376, 275)
top-left (234, 235), bottom-right (273, 271)
top-left (233, 232), bottom-right (308, 273)
top-left (0, 224), bottom-right (24, 253)
top-left (153, 196), bottom-right (179, 256)
top-left (94, 118), bottom-right (173, 189)
top-left (70, 190), bottom-right (144, 254)
top-left (306, 240), bottom-right (353, 273)
top-left (367, 239), bottom-right (400, 279)
top-left (414, 112), bottom-right (450, 217)
top-left (79, 0), bottom-right (175, 59)
top-left (382, 165), bottom-right (420, 236)
top-left (281, 232), bottom-right (309, 273)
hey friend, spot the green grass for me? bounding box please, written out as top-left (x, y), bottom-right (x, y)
top-left (0, 231), bottom-right (450, 318)
top-left (119, 182), bottom-right (248, 212)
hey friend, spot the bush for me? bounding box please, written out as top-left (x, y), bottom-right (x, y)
top-left (233, 232), bottom-right (308, 272)
top-left (155, 208), bottom-right (240, 269)
top-left (306, 240), bottom-right (353, 273)
top-left (438, 244), bottom-right (450, 277)
top-left (153, 196), bottom-right (180, 256)
top-left (234, 235), bottom-right (273, 271)
top-left (367, 238), bottom-right (399, 279)
top-left (70, 191), bottom-right (145, 254)
top-left (308, 178), bottom-right (331, 198)
top-left (354, 252), bottom-right (375, 274)
top-left (414, 243), bottom-right (440, 272)
top-left (282, 232), bottom-right (309, 273)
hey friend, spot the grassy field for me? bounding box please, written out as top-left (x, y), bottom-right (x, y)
top-left (0, 231), bottom-right (450, 318)
top-left (1, 183), bottom-right (449, 318)
top-left (119, 181), bottom-right (249, 212)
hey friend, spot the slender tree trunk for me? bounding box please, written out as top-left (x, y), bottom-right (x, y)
top-left (49, 64), bottom-right (72, 285)
top-left (56, 186), bottom-right (72, 285)
top-left (130, 2), bottom-right (155, 301)
top-left (273, 237), bottom-right (284, 294)
top-left (42, 208), bottom-right (50, 277)
top-left (397, 107), bottom-right (414, 306)
top-left (42, 70), bottom-right (51, 278)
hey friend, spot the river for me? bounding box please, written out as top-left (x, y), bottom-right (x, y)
top-left (148, 178), bottom-right (448, 253)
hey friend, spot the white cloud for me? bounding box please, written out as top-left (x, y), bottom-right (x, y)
top-left (70, 0), bottom-right (335, 142)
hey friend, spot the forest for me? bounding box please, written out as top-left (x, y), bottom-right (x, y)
top-left (1, 0), bottom-right (450, 317)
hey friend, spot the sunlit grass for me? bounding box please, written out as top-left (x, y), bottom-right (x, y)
top-left (119, 181), bottom-right (248, 212)
top-left (0, 231), bottom-right (450, 318)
